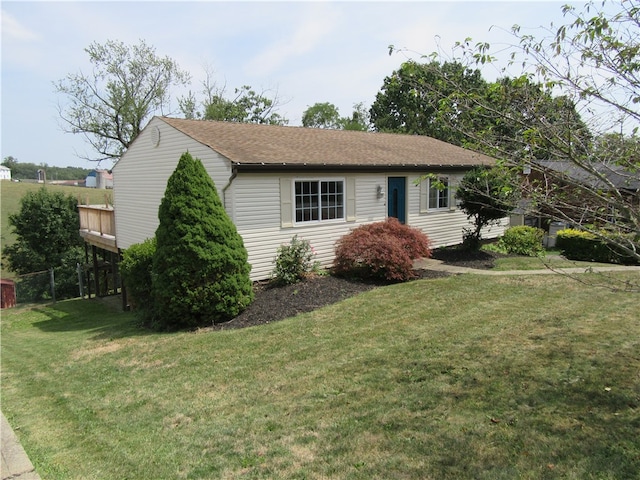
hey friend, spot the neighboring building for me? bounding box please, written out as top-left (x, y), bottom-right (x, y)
top-left (0, 165), bottom-right (11, 181)
top-left (102, 117), bottom-right (508, 281)
top-left (536, 160), bottom-right (640, 193)
top-left (85, 169), bottom-right (114, 189)
top-left (512, 160), bottom-right (640, 232)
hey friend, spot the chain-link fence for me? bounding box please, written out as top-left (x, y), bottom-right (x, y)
top-left (9, 252), bottom-right (122, 305)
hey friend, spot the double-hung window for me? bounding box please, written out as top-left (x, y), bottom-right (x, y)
top-left (295, 180), bottom-right (344, 223)
top-left (428, 176), bottom-right (450, 210)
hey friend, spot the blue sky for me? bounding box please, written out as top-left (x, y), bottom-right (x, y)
top-left (2, 1), bottom-right (581, 168)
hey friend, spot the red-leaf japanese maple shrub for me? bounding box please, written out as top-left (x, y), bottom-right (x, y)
top-left (333, 218), bottom-right (432, 282)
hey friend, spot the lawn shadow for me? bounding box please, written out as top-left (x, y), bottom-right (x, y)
top-left (31, 297), bottom-right (157, 341)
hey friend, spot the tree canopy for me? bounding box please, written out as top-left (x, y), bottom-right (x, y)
top-left (370, 60), bottom-right (590, 161)
top-left (302, 102), bottom-right (370, 131)
top-left (386, 0), bottom-right (640, 266)
top-left (370, 60), bottom-right (487, 145)
top-left (302, 102), bottom-right (342, 129)
top-left (2, 188), bottom-right (84, 300)
top-left (55, 39), bottom-right (190, 162)
top-left (2, 156), bottom-right (90, 181)
top-left (179, 67), bottom-right (288, 125)
top-left (455, 167), bottom-right (521, 249)
top-left (202, 85), bottom-right (288, 125)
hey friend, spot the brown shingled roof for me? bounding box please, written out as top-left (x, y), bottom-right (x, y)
top-left (159, 117), bottom-right (495, 169)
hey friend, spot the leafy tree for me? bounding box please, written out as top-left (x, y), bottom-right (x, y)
top-left (370, 60), bottom-right (488, 145)
top-left (180, 68), bottom-right (288, 125)
top-left (341, 102), bottom-right (370, 131)
top-left (372, 60), bottom-right (589, 161)
top-left (55, 39), bottom-right (190, 162)
top-left (455, 167), bottom-right (520, 249)
top-left (302, 102), bottom-right (342, 129)
top-left (2, 188), bottom-right (83, 300)
top-left (152, 152), bottom-right (253, 330)
top-left (302, 102), bottom-right (370, 130)
top-left (470, 77), bottom-right (592, 162)
top-left (415, 0), bottom-right (640, 265)
top-left (202, 85), bottom-right (287, 125)
top-left (2, 156), bottom-right (18, 170)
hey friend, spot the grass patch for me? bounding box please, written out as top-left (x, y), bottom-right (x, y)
top-left (492, 254), bottom-right (614, 271)
top-left (2, 273), bottom-right (639, 479)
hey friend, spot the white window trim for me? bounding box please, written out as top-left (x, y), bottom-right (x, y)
top-left (293, 177), bottom-right (347, 226)
top-left (420, 175), bottom-right (456, 212)
top-left (428, 176), bottom-right (450, 211)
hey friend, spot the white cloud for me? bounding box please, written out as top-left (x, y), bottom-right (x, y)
top-left (1, 10), bottom-right (39, 41)
top-left (245, 3), bottom-right (341, 76)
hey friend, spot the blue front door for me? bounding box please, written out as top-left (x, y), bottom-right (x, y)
top-left (387, 177), bottom-right (406, 224)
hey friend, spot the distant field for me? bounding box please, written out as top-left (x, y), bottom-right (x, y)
top-left (1, 181), bottom-right (111, 251)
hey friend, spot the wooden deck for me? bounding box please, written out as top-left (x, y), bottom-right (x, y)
top-left (78, 204), bottom-right (118, 252)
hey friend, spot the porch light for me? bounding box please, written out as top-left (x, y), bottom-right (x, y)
top-left (376, 185), bottom-right (384, 199)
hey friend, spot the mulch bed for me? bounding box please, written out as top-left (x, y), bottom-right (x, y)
top-left (207, 247), bottom-right (503, 331)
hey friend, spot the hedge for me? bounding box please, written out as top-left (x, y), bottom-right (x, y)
top-left (556, 229), bottom-right (638, 265)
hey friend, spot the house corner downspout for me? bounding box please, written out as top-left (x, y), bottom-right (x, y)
top-left (222, 166), bottom-right (238, 210)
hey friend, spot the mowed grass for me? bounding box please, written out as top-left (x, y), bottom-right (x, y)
top-left (0, 181), bottom-right (111, 250)
top-left (2, 272), bottom-right (639, 479)
top-left (493, 254), bottom-right (615, 271)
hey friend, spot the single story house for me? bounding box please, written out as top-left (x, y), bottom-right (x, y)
top-left (110, 117), bottom-right (508, 281)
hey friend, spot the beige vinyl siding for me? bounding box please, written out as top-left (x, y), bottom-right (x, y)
top-left (409, 173), bottom-right (508, 246)
top-left (113, 117), bottom-right (233, 250)
top-left (356, 175), bottom-right (387, 221)
top-left (230, 173), bottom-right (389, 280)
top-left (112, 119), bottom-right (507, 280)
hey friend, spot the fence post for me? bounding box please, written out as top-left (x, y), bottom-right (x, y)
top-left (49, 267), bottom-right (56, 303)
top-left (77, 263), bottom-right (84, 298)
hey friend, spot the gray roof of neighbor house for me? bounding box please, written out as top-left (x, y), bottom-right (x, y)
top-left (536, 160), bottom-right (640, 192)
top-left (158, 117), bottom-right (496, 171)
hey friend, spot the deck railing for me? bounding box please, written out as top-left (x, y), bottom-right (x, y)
top-left (78, 204), bottom-right (117, 251)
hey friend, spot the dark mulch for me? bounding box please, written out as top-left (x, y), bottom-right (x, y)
top-left (208, 247), bottom-right (499, 331)
top-left (431, 246), bottom-right (507, 270)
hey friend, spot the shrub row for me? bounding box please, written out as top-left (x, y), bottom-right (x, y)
top-left (556, 229), bottom-right (639, 265)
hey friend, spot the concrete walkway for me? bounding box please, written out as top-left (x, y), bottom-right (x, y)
top-left (414, 257), bottom-right (640, 276)
top-left (1, 412), bottom-right (41, 480)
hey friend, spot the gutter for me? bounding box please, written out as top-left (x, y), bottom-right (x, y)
top-left (232, 163), bottom-right (480, 174)
top-left (221, 168), bottom-right (238, 209)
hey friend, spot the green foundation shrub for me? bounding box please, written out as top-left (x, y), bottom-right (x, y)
top-left (499, 226), bottom-right (544, 256)
top-left (272, 235), bottom-right (319, 285)
top-left (120, 238), bottom-right (156, 323)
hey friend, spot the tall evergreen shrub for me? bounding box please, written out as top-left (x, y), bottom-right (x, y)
top-left (152, 152), bottom-right (253, 329)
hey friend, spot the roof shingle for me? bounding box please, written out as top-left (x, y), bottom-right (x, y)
top-left (159, 117), bottom-right (495, 169)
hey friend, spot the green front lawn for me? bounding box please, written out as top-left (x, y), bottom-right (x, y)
top-left (492, 254), bottom-right (615, 271)
top-left (2, 272), bottom-right (639, 479)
